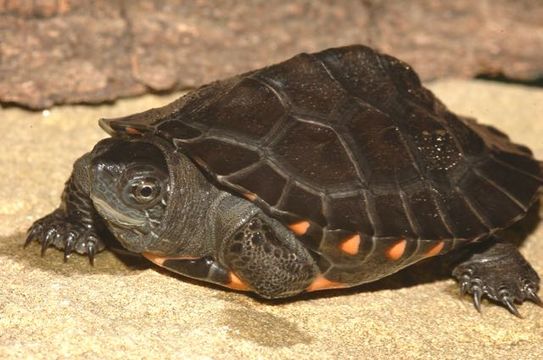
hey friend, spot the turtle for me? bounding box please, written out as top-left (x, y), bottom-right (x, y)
top-left (26, 45), bottom-right (542, 316)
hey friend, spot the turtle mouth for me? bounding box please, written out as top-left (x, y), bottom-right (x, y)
top-left (90, 195), bottom-right (148, 231)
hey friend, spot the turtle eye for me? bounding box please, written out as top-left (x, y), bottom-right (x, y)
top-left (129, 179), bottom-right (160, 204)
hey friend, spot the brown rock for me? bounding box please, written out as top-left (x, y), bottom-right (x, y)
top-left (373, 0), bottom-right (543, 80)
top-left (0, 1), bottom-right (144, 108)
top-left (1, 0), bottom-right (542, 109)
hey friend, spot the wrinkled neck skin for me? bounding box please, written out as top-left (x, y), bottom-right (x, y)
top-left (150, 139), bottom-right (223, 257)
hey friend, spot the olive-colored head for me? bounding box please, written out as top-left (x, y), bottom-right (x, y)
top-left (89, 138), bottom-right (170, 252)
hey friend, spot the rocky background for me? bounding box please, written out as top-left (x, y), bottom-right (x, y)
top-left (1, 0), bottom-right (542, 109)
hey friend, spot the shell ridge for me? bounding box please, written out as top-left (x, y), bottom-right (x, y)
top-left (489, 153), bottom-right (543, 183)
top-left (360, 189), bottom-right (379, 237)
top-left (202, 130), bottom-right (260, 150)
top-left (274, 179), bottom-right (292, 212)
top-left (397, 184), bottom-right (423, 239)
top-left (424, 184), bottom-right (458, 240)
top-left (472, 168), bottom-right (529, 212)
top-left (312, 51), bottom-right (389, 119)
top-left (258, 114), bottom-right (294, 148)
top-left (221, 161), bottom-right (265, 182)
top-left (452, 185), bottom-right (493, 231)
top-left (320, 99), bottom-right (371, 187)
top-left (248, 74), bottom-right (293, 111)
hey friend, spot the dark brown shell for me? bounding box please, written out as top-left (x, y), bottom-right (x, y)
top-left (101, 45), bottom-right (543, 255)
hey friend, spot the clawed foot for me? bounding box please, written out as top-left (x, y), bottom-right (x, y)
top-left (453, 242), bottom-right (541, 317)
top-left (25, 209), bottom-right (105, 264)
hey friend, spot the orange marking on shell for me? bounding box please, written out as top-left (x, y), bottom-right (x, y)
top-left (142, 252), bottom-right (200, 266)
top-left (339, 234), bottom-right (361, 255)
top-left (125, 127), bottom-right (142, 135)
top-left (386, 239), bottom-right (407, 260)
top-left (227, 272), bottom-right (249, 291)
top-left (244, 192), bottom-right (257, 201)
top-left (425, 241), bottom-right (445, 258)
top-left (306, 275), bottom-right (345, 292)
top-left (288, 221), bottom-right (310, 236)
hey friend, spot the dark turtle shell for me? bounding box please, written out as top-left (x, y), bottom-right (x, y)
top-left (101, 45), bottom-right (542, 266)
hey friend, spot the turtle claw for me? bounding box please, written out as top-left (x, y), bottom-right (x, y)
top-left (25, 209), bottom-right (105, 262)
top-left (453, 242), bottom-right (540, 316)
top-left (87, 241), bottom-right (96, 266)
top-left (41, 228), bottom-right (58, 256)
top-left (472, 287), bottom-right (482, 313)
top-left (526, 288), bottom-right (543, 307)
top-left (63, 233), bottom-right (76, 262)
top-left (455, 268), bottom-right (536, 316)
top-left (25, 224), bottom-right (42, 248)
top-left (501, 296), bottom-right (522, 318)
top-left (460, 281), bottom-right (469, 296)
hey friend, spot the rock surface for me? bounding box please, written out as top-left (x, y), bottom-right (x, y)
top-left (1, 0), bottom-right (542, 109)
top-left (1, 80), bottom-right (542, 359)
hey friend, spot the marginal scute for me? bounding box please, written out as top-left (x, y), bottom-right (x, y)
top-left (280, 185), bottom-right (325, 226)
top-left (183, 139), bottom-right (259, 176)
top-left (305, 275), bottom-right (345, 292)
top-left (433, 189), bottom-right (489, 238)
top-left (288, 221), bottom-right (310, 236)
top-left (372, 193), bottom-right (417, 238)
top-left (339, 234), bottom-right (361, 255)
top-left (405, 187), bottom-right (452, 239)
top-left (425, 241), bottom-right (445, 258)
top-left (476, 158), bottom-right (541, 208)
top-left (158, 120), bottom-right (202, 140)
top-left (493, 150), bottom-right (542, 179)
top-left (457, 169), bottom-right (524, 228)
top-left (324, 194), bottom-right (374, 235)
top-left (386, 239), bottom-right (407, 261)
top-left (229, 163), bottom-right (287, 206)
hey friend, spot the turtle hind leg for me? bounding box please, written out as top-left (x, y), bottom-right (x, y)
top-left (452, 238), bottom-right (541, 317)
top-left (25, 153), bottom-right (105, 264)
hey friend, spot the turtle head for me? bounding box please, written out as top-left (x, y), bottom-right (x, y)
top-left (89, 137), bottom-right (171, 252)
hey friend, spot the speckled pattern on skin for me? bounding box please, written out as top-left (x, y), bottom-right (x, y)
top-left (1, 80), bottom-right (542, 359)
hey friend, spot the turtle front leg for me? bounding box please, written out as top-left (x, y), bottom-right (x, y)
top-left (452, 237), bottom-right (541, 316)
top-left (217, 214), bottom-right (319, 299)
top-left (25, 153), bottom-right (105, 264)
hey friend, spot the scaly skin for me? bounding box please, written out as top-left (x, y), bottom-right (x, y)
top-left (25, 154), bottom-right (105, 263)
top-left (453, 238), bottom-right (541, 317)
